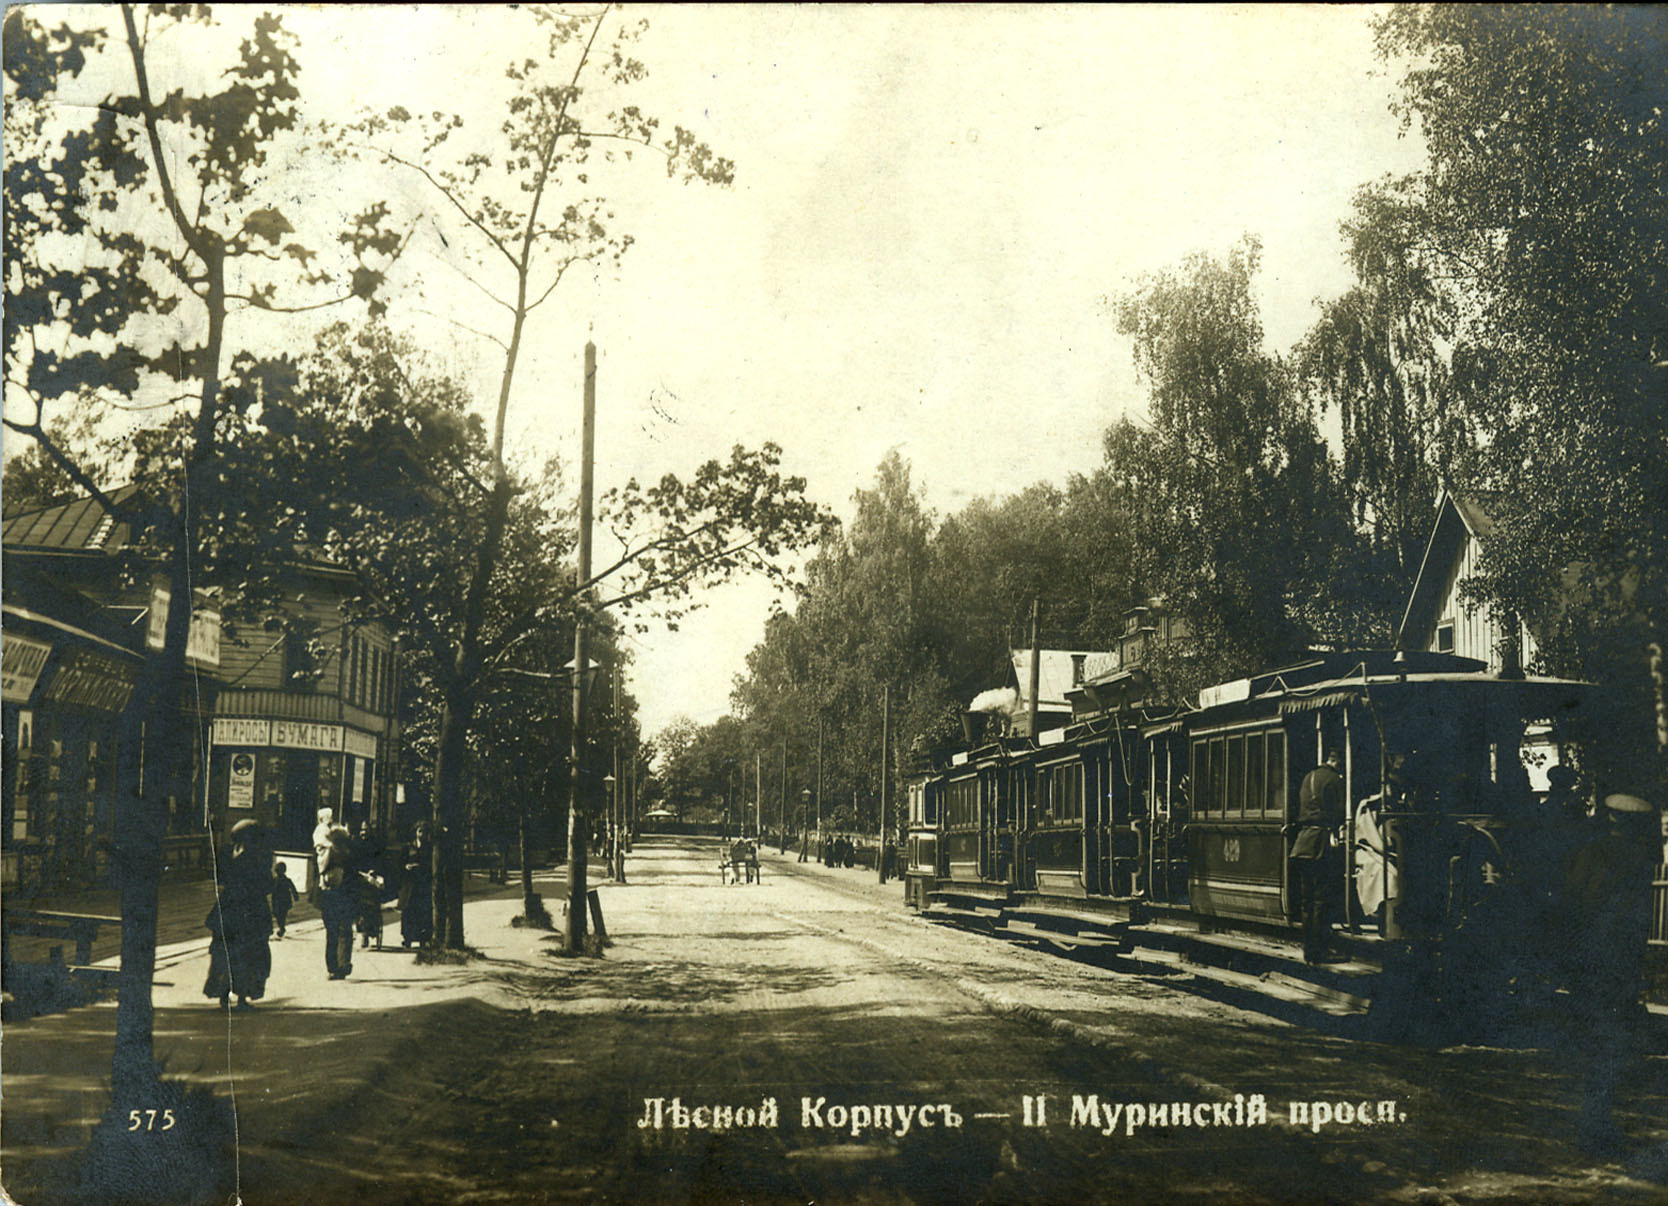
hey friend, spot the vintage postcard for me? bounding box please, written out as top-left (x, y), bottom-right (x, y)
top-left (3, 4), bottom-right (1666, 1203)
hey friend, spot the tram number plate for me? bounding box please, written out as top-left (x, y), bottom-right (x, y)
top-left (1223, 837), bottom-right (1241, 863)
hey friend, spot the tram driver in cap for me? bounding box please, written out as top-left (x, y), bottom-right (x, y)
top-left (1292, 750), bottom-right (1345, 964)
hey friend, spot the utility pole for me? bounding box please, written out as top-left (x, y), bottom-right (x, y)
top-left (755, 750), bottom-right (762, 837)
top-left (1027, 595), bottom-right (1041, 739)
top-left (611, 664), bottom-right (625, 883)
top-left (816, 716), bottom-right (823, 838)
top-left (779, 741), bottom-right (788, 854)
top-left (564, 341), bottom-right (596, 953)
top-left (878, 683), bottom-right (889, 884)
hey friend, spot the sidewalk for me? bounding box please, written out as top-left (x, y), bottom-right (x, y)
top-left (3, 866), bottom-right (510, 970)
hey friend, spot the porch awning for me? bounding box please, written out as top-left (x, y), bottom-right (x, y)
top-left (1279, 689), bottom-right (1360, 715)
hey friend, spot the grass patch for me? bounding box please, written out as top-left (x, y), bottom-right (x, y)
top-left (415, 943), bottom-right (486, 965)
top-left (510, 894), bottom-right (555, 930)
top-left (546, 932), bottom-right (610, 958)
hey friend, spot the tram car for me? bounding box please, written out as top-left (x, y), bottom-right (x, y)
top-left (904, 649), bottom-right (1598, 1024)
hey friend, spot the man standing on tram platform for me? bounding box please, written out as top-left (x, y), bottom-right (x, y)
top-left (1292, 750), bottom-right (1345, 964)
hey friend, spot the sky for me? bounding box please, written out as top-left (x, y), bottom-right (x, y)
top-left (9, 4), bottom-right (1429, 739)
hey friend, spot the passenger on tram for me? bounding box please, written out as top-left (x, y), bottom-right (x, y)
top-left (1351, 787), bottom-right (1399, 924)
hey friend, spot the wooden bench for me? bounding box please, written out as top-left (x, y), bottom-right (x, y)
top-left (462, 852), bottom-right (508, 884)
top-left (5, 909), bottom-right (122, 966)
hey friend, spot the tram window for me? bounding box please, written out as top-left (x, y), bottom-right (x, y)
top-left (1204, 738), bottom-right (1223, 816)
top-left (1247, 734), bottom-right (1265, 816)
top-left (1267, 733), bottom-right (1286, 817)
top-left (1070, 763), bottom-right (1084, 822)
top-left (1227, 735), bottom-right (1245, 816)
top-left (1190, 741), bottom-right (1205, 815)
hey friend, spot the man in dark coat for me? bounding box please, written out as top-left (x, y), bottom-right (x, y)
top-left (1560, 791), bottom-right (1658, 1156)
top-left (318, 824), bottom-right (357, 979)
top-left (1292, 750), bottom-right (1344, 963)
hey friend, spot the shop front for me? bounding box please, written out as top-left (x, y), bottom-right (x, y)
top-left (208, 717), bottom-right (381, 852)
top-left (2, 625), bottom-right (141, 896)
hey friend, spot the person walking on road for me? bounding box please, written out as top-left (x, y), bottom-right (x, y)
top-left (318, 823), bottom-right (357, 979)
top-left (1291, 750), bottom-right (1344, 964)
top-left (204, 819), bottom-right (273, 1010)
top-left (354, 822), bottom-right (387, 950)
top-left (270, 860), bottom-right (299, 939)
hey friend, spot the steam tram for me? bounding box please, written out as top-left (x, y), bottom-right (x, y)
top-left (904, 650), bottom-right (1597, 1020)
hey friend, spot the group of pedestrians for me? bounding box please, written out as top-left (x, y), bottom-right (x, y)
top-left (818, 832), bottom-right (858, 868)
top-left (200, 810), bottom-right (436, 1005)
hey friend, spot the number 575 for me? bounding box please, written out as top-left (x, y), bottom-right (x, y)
top-left (127, 1108), bottom-right (177, 1131)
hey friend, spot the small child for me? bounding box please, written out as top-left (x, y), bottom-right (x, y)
top-left (271, 860), bottom-right (299, 938)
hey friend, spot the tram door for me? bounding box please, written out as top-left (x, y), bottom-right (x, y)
top-left (980, 767), bottom-right (999, 883)
top-left (1014, 767), bottom-right (1027, 894)
top-left (1107, 730), bottom-right (1143, 897)
top-left (1146, 732), bottom-right (1190, 905)
top-left (994, 764), bottom-right (1012, 884)
top-left (944, 772), bottom-right (980, 882)
top-left (1083, 744), bottom-right (1111, 896)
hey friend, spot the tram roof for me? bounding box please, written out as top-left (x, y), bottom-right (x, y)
top-left (1197, 651), bottom-right (1594, 721)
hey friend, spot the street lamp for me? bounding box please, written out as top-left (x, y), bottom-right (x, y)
top-left (799, 787), bottom-right (812, 862)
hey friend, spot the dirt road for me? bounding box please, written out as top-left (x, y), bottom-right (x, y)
top-left (4, 834), bottom-right (1664, 1203)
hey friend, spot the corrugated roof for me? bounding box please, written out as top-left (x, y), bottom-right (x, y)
top-left (1, 484), bottom-right (140, 551)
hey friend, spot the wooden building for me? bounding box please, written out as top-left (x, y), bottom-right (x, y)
top-left (1397, 490), bottom-right (1536, 674)
top-left (2, 490), bottom-right (403, 892)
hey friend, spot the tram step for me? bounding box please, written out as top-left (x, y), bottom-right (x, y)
top-left (1129, 924), bottom-right (1380, 981)
top-left (1178, 961), bottom-right (1371, 1019)
top-left (998, 919), bottom-right (1125, 952)
top-left (922, 903), bottom-right (1001, 931)
top-left (1008, 905), bottom-right (1134, 935)
top-left (1261, 970), bottom-right (1372, 1015)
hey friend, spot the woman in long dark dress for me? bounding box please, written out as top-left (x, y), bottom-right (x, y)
top-left (399, 821), bottom-right (433, 947)
top-left (204, 819), bottom-right (273, 1009)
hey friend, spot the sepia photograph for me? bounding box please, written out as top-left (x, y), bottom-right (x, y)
top-left (2, 4), bottom-right (1666, 1202)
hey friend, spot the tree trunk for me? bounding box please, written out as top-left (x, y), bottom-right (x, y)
top-left (111, 529), bottom-right (194, 1100)
top-left (431, 693), bottom-right (471, 948)
top-left (518, 804), bottom-right (537, 918)
top-left (108, 224), bottom-right (224, 1108)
